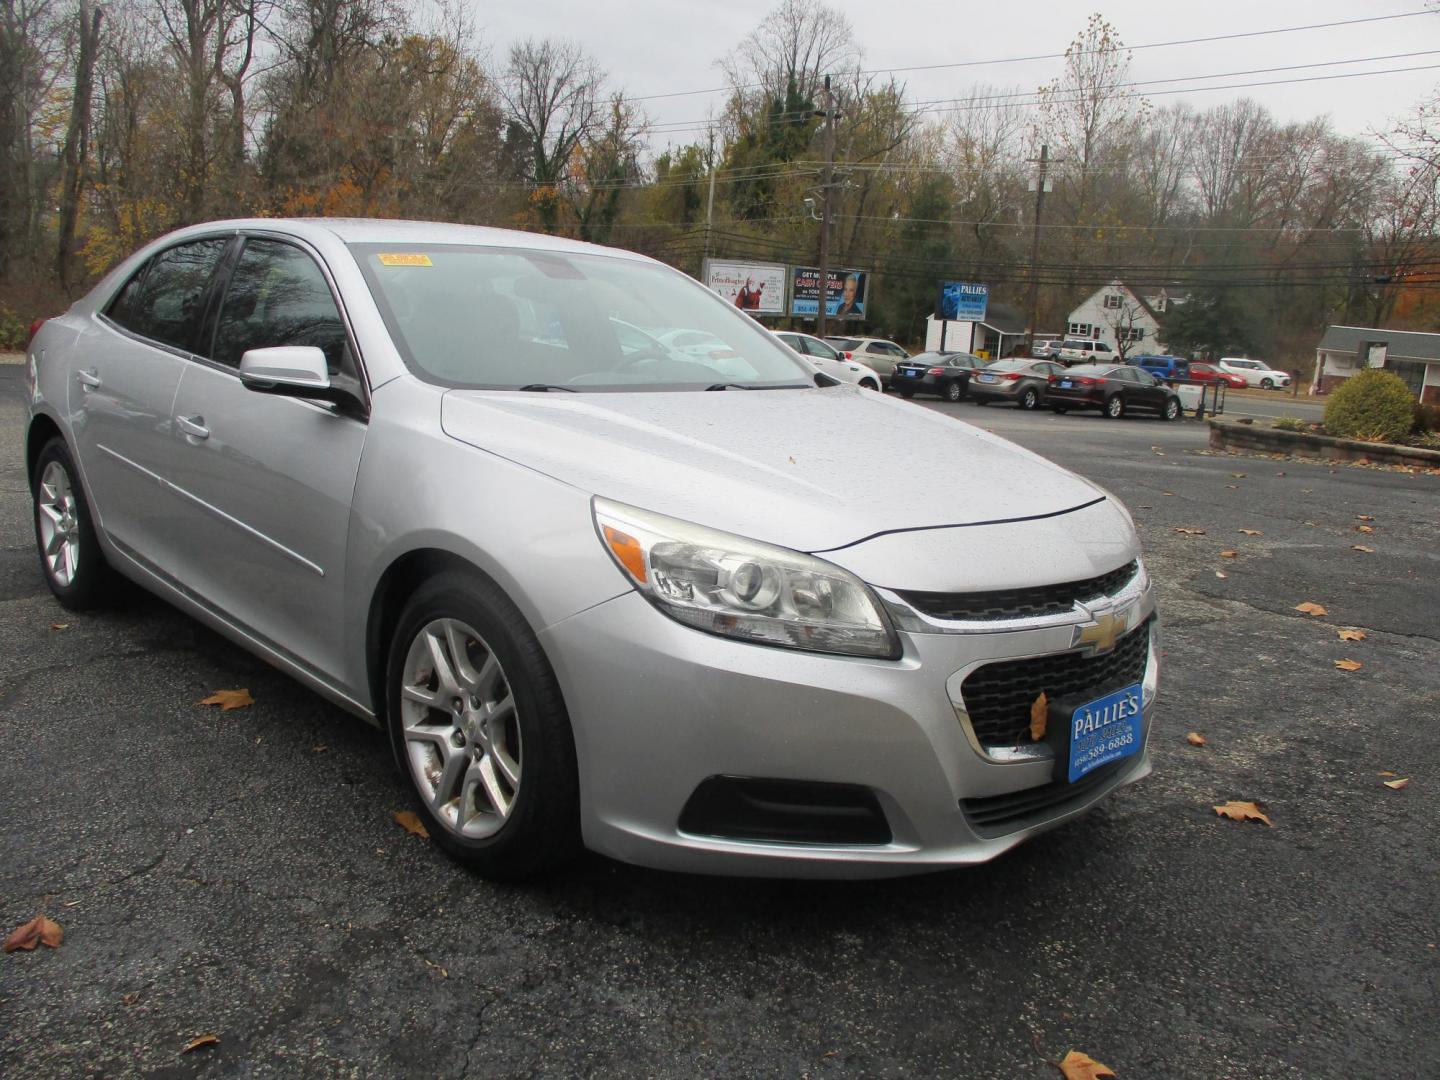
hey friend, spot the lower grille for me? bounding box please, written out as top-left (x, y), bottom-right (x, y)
top-left (899, 560), bottom-right (1138, 622)
top-left (961, 760), bottom-right (1131, 838)
top-left (960, 617), bottom-right (1153, 748)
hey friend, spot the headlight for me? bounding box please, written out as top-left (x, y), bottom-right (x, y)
top-left (593, 497), bottom-right (899, 659)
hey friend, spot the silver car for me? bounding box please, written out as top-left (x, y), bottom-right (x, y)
top-left (25, 219), bottom-right (1159, 879)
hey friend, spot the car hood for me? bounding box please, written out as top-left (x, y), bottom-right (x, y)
top-left (440, 387), bottom-right (1107, 552)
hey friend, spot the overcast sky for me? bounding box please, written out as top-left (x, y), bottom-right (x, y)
top-left (466, 0), bottom-right (1439, 152)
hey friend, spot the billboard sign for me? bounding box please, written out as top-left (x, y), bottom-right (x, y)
top-left (936, 281), bottom-right (989, 322)
top-left (704, 260), bottom-right (787, 315)
top-left (790, 267), bottom-right (868, 319)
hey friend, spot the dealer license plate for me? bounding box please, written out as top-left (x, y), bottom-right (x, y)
top-left (977, 374), bottom-right (996, 383)
top-left (904, 369), bottom-right (919, 378)
top-left (1058, 379), bottom-right (1073, 389)
top-left (1066, 683), bottom-right (1143, 783)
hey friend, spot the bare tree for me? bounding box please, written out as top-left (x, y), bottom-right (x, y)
top-left (719, 0), bottom-right (858, 109)
top-left (56, 0), bottom-right (102, 287)
top-left (501, 37), bottom-right (603, 233)
top-left (0, 0), bottom-right (65, 279)
top-left (1101, 290), bottom-right (1149, 360)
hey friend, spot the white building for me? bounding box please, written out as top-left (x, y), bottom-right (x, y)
top-left (1314, 325), bottom-right (1440, 403)
top-left (1065, 283), bottom-right (1181, 353)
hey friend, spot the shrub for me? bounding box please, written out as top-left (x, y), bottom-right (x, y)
top-left (0, 305), bottom-right (27, 352)
top-left (1323, 369), bottom-right (1416, 444)
top-left (1272, 416), bottom-right (1309, 433)
top-left (1413, 403), bottom-right (1440, 435)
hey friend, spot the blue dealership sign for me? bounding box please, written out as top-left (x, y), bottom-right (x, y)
top-left (937, 281), bottom-right (989, 322)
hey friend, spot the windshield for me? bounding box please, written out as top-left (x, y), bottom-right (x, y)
top-left (351, 243), bottom-right (814, 390)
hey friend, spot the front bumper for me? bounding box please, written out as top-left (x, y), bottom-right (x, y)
top-left (539, 581), bottom-right (1158, 878)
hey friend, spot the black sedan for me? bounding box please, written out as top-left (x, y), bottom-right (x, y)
top-left (968, 359), bottom-right (1066, 410)
top-left (892, 352), bottom-right (988, 402)
top-left (1046, 363), bottom-right (1182, 420)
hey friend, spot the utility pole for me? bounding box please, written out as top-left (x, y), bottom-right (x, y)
top-left (816, 75), bottom-right (836, 337)
top-left (703, 128), bottom-right (717, 272)
top-left (1024, 144), bottom-right (1050, 354)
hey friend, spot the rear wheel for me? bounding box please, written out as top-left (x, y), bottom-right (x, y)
top-left (1162, 397), bottom-right (1181, 421)
top-left (943, 381), bottom-right (964, 403)
top-left (1104, 395), bottom-right (1126, 419)
top-left (386, 570), bottom-right (580, 878)
top-left (859, 378), bottom-right (879, 391)
top-left (1019, 387), bottom-right (1039, 410)
top-left (1260, 377), bottom-right (1274, 389)
top-left (32, 437), bottom-right (116, 610)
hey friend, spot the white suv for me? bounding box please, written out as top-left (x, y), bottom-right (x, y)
top-left (1218, 358), bottom-right (1290, 389)
top-left (1058, 338), bottom-right (1115, 366)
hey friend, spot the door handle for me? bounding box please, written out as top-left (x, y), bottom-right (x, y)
top-left (176, 415), bottom-right (210, 440)
top-left (77, 369), bottom-right (101, 390)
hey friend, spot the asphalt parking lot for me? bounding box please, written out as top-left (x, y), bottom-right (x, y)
top-left (3, 363), bottom-right (1437, 1078)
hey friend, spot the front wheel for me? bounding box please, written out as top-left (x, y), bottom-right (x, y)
top-left (1104, 395), bottom-right (1126, 419)
top-left (1162, 397), bottom-right (1181, 421)
top-left (32, 437), bottom-right (116, 609)
top-left (386, 570), bottom-right (580, 878)
top-left (860, 378), bottom-right (879, 391)
top-left (1019, 387), bottom-right (1039, 410)
top-left (943, 381), bottom-right (964, 403)
top-left (1260, 377), bottom-right (1274, 389)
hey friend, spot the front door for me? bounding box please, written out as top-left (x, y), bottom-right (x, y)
top-left (164, 236), bottom-right (368, 683)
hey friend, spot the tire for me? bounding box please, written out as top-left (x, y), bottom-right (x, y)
top-left (1104, 394), bottom-right (1126, 419)
top-left (385, 569), bottom-right (580, 879)
top-left (943, 381), bottom-right (964, 403)
top-left (1051, 406), bottom-right (1068, 415)
top-left (860, 378), bottom-right (879, 391)
top-left (32, 437), bottom-right (115, 610)
top-left (1260, 377), bottom-right (1274, 389)
top-left (1162, 397), bottom-right (1181, 421)
top-left (1019, 387), bottom-right (1039, 410)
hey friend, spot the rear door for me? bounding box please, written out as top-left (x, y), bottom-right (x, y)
top-left (164, 235), bottom-right (369, 681)
top-left (71, 236), bottom-right (231, 569)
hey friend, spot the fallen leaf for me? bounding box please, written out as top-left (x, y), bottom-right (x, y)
top-left (196, 689), bottom-right (253, 711)
top-left (1378, 771), bottom-right (1396, 777)
top-left (1337, 629), bottom-right (1367, 642)
top-left (311, 744), bottom-right (329, 753)
top-left (50, 623), bottom-right (68, 630)
top-left (393, 810), bottom-right (430, 840)
top-left (1276, 471), bottom-right (1287, 476)
top-left (1225, 484), bottom-right (1238, 490)
top-left (1029, 692), bottom-right (1048, 742)
top-left (1356, 524), bottom-right (1374, 534)
top-left (1214, 800), bottom-right (1273, 826)
top-left (1294, 602), bottom-right (1328, 617)
top-left (1351, 545), bottom-right (1374, 553)
top-left (1215, 570), bottom-right (1228, 579)
top-left (183, 1034), bottom-right (219, 1053)
top-left (121, 992), bottom-right (139, 1006)
top-left (1136, 504), bottom-right (1152, 509)
top-left (1174, 527), bottom-right (1206, 536)
top-left (1186, 732), bottom-right (1207, 746)
top-left (1230, 472), bottom-right (1247, 478)
top-left (1220, 550), bottom-right (1239, 558)
top-left (1162, 491), bottom-right (1175, 496)
top-left (1356, 514), bottom-right (1375, 521)
top-left (1383, 778), bottom-right (1410, 790)
top-left (1303, 521), bottom-right (1317, 527)
top-left (4, 914), bottom-right (64, 953)
top-left (1334, 659), bottom-right (1363, 672)
top-left (1302, 488), bottom-right (1313, 494)
top-left (1239, 529), bottom-right (1263, 536)
top-left (1058, 1049), bottom-right (1118, 1080)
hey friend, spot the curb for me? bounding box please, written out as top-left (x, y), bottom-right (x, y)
top-left (1207, 418), bottom-right (1440, 468)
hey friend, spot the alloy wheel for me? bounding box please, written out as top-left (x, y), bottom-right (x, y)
top-left (36, 461), bottom-right (81, 587)
top-left (1106, 395), bottom-right (1124, 419)
top-left (1020, 388), bottom-right (1038, 410)
top-left (399, 618), bottom-right (522, 839)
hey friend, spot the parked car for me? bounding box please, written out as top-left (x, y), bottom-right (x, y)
top-left (893, 351), bottom-right (989, 401)
top-left (1030, 339), bottom-right (1064, 361)
top-left (1130, 354), bottom-right (1190, 381)
top-left (1218, 357), bottom-right (1290, 389)
top-left (26, 217), bottom-right (1158, 879)
top-left (1047, 364), bottom-right (1183, 420)
top-left (774, 331), bottom-right (881, 389)
top-left (968, 359), bottom-right (1066, 410)
top-left (1187, 362), bottom-right (1246, 389)
top-left (1057, 337), bottom-right (1116, 366)
top-left (825, 336), bottom-right (908, 387)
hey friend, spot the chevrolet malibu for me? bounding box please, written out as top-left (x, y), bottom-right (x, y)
top-left (25, 219), bottom-right (1159, 879)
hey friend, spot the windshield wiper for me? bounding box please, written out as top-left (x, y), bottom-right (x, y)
top-left (705, 382), bottom-right (809, 391)
top-left (516, 383), bottom-right (577, 393)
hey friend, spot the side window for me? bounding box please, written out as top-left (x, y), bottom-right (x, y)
top-left (107, 238), bottom-right (227, 351)
top-left (212, 239), bottom-right (349, 375)
top-left (806, 338), bottom-right (839, 361)
top-left (1134, 369), bottom-right (1157, 386)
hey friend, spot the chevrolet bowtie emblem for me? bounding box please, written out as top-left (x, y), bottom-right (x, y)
top-left (1073, 610), bottom-right (1129, 653)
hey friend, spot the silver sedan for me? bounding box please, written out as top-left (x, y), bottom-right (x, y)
top-left (25, 219), bottom-right (1159, 878)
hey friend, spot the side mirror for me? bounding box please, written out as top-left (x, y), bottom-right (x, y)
top-left (239, 346), bottom-right (332, 398)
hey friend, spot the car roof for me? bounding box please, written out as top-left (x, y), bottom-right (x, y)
top-left (1062, 363), bottom-right (1119, 374)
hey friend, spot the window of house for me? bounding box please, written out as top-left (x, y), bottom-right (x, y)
top-left (1103, 294), bottom-right (1124, 310)
top-left (1067, 322), bottom-right (1092, 337)
top-left (1121, 327), bottom-right (1146, 342)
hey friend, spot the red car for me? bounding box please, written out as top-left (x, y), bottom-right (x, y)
top-left (1188, 363), bottom-right (1246, 389)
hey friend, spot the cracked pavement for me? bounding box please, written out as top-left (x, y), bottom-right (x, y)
top-left (2, 364), bottom-right (1438, 1078)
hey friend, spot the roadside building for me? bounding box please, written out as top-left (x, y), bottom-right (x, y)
top-left (1313, 325), bottom-right (1440, 403)
top-left (1064, 282), bottom-right (1182, 353)
top-left (924, 301), bottom-right (1028, 358)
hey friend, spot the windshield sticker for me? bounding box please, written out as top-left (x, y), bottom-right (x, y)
top-left (377, 253), bottom-right (433, 267)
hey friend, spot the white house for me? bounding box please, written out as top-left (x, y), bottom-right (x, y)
top-left (924, 301), bottom-right (1028, 358)
top-left (1065, 283), bottom-right (1181, 353)
top-left (1313, 325), bottom-right (1440, 403)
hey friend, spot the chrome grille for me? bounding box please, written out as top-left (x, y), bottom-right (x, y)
top-left (899, 560), bottom-right (1138, 622)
